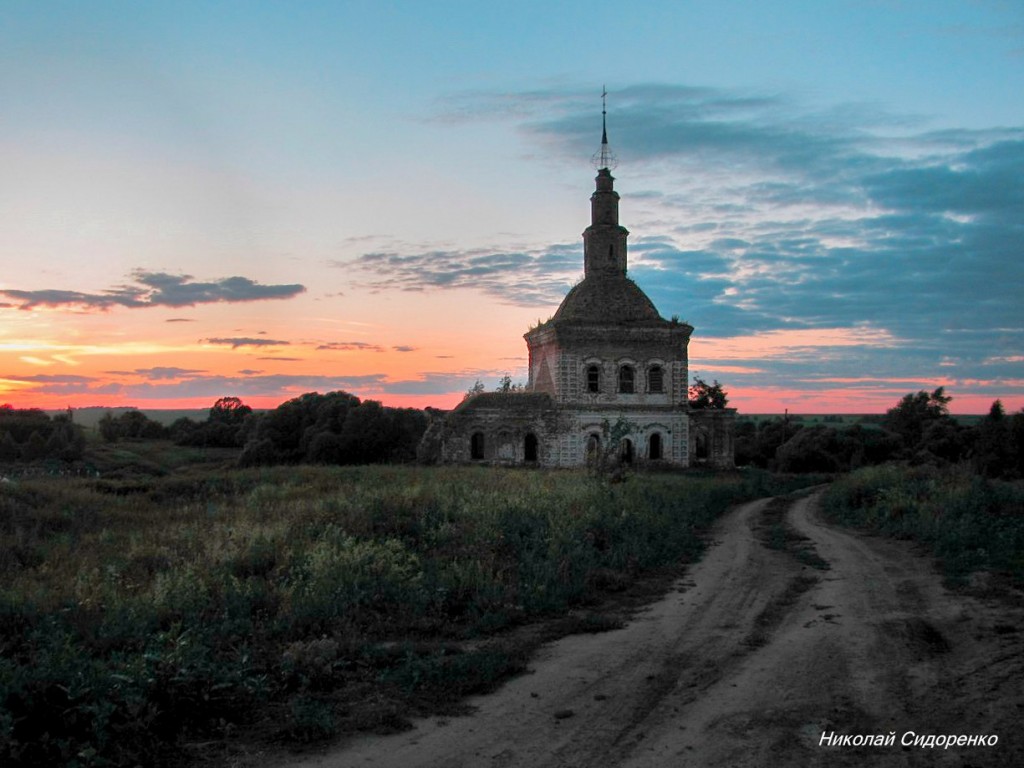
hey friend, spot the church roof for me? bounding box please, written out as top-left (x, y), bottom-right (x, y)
top-left (551, 274), bottom-right (664, 324)
top-left (454, 391), bottom-right (556, 412)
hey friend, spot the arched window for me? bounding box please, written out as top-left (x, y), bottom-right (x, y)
top-left (470, 432), bottom-right (485, 460)
top-left (694, 431), bottom-right (709, 462)
top-left (620, 438), bottom-right (634, 464)
top-left (648, 365), bottom-right (664, 393)
top-left (524, 433), bottom-right (538, 462)
top-left (618, 365), bottom-right (635, 394)
top-left (586, 364), bottom-right (601, 393)
top-left (586, 433), bottom-right (601, 460)
top-left (649, 433), bottom-right (663, 461)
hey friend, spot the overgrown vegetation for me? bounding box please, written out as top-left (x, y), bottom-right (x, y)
top-left (688, 377), bottom-right (728, 410)
top-left (737, 390), bottom-right (1024, 478)
top-left (237, 392), bottom-right (427, 466)
top-left (169, 397), bottom-right (252, 448)
top-left (822, 464), bottom-right (1024, 586)
top-left (0, 461), bottom-right (816, 767)
top-left (0, 406), bottom-right (85, 464)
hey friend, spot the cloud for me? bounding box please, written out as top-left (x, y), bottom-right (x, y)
top-left (346, 244), bottom-right (580, 307)
top-left (392, 345), bottom-right (417, 353)
top-left (1, 373), bottom-right (121, 395)
top-left (1, 270), bottom-right (306, 311)
top-left (105, 367), bottom-right (207, 380)
top-left (377, 370), bottom-right (501, 396)
top-left (316, 341), bottom-right (384, 352)
top-left (204, 337), bottom-right (291, 349)
top-left (4, 372), bottom-right (389, 400)
top-left (3, 374), bottom-right (97, 384)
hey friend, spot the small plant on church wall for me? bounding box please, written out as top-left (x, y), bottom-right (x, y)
top-left (586, 417), bottom-right (633, 481)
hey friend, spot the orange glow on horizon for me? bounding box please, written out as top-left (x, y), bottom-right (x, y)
top-left (5, 384), bottom-right (1020, 417)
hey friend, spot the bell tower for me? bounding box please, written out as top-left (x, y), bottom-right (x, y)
top-left (583, 88), bottom-right (629, 277)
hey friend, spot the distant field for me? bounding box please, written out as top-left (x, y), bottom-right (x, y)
top-left (49, 407), bottom-right (232, 430)
top-left (743, 413), bottom-right (984, 427)
top-left (740, 413), bottom-right (883, 427)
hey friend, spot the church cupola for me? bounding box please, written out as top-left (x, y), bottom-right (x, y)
top-left (583, 89), bottom-right (629, 277)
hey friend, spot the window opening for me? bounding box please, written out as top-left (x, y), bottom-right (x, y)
top-left (621, 438), bottom-right (634, 464)
top-left (587, 364), bottom-right (601, 393)
top-left (618, 365), bottom-right (635, 394)
top-left (470, 432), bottom-right (485, 460)
top-left (524, 433), bottom-right (538, 462)
top-left (648, 365), bottom-right (664, 393)
top-left (649, 433), bottom-right (663, 461)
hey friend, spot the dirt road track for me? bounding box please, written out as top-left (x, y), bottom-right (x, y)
top-left (280, 492), bottom-right (1024, 768)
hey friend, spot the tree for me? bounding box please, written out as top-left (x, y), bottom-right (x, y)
top-left (774, 425), bottom-right (843, 473)
top-left (883, 387), bottom-right (952, 451)
top-left (21, 430), bottom-right (47, 461)
top-left (236, 390), bottom-right (427, 467)
top-left (1010, 409), bottom-right (1024, 479)
top-left (209, 396), bottom-right (252, 425)
top-left (587, 417), bottom-right (633, 480)
top-left (495, 374), bottom-right (523, 393)
top-left (974, 400), bottom-right (1013, 477)
top-left (0, 431), bottom-right (19, 462)
top-left (689, 377), bottom-right (728, 409)
top-left (464, 380), bottom-right (486, 400)
top-left (98, 412), bottom-right (120, 442)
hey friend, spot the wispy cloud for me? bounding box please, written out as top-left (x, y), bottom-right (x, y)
top-left (105, 366), bottom-right (207, 380)
top-left (204, 337), bottom-right (291, 349)
top-left (345, 245), bottom-right (580, 307)
top-left (316, 341), bottom-right (384, 352)
top-left (4, 372), bottom-right (389, 400)
top-left (2, 270), bottom-right (306, 311)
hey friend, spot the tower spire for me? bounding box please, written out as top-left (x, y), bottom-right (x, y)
top-left (601, 85), bottom-right (608, 145)
top-left (591, 86), bottom-right (617, 170)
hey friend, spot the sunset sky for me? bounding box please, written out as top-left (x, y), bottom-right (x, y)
top-left (2, 1), bottom-right (1022, 414)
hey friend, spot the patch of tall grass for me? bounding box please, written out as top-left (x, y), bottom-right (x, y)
top-left (821, 464), bottom-right (1024, 585)
top-left (1, 465), bottom-right (815, 766)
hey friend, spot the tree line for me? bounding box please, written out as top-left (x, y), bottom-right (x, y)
top-left (0, 406), bottom-right (85, 463)
top-left (94, 393), bottom-right (428, 467)
top-left (4, 385), bottom-right (1021, 478)
top-left (736, 388), bottom-right (1024, 479)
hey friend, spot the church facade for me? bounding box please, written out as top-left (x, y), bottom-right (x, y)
top-left (418, 113), bottom-right (735, 469)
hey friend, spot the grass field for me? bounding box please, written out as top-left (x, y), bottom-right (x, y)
top-left (0, 446), bottom-right (822, 767)
top-left (821, 464), bottom-right (1024, 586)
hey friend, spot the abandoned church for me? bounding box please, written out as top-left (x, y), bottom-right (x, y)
top-left (419, 101), bottom-right (735, 469)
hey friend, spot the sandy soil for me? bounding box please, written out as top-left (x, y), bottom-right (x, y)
top-left (277, 492), bottom-right (1024, 767)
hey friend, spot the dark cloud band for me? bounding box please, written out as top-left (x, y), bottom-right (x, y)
top-left (2, 270), bottom-right (306, 310)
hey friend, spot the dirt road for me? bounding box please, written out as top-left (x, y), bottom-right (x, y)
top-left (281, 492), bottom-right (1024, 767)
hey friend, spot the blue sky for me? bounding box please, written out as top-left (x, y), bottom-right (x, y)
top-left (1, 1), bottom-right (1021, 413)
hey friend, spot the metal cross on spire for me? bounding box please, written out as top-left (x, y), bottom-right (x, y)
top-left (592, 85), bottom-right (618, 170)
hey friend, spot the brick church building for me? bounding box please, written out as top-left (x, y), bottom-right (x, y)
top-left (419, 101), bottom-right (735, 469)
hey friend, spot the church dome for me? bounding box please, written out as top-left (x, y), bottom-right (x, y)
top-left (552, 274), bottom-right (663, 324)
